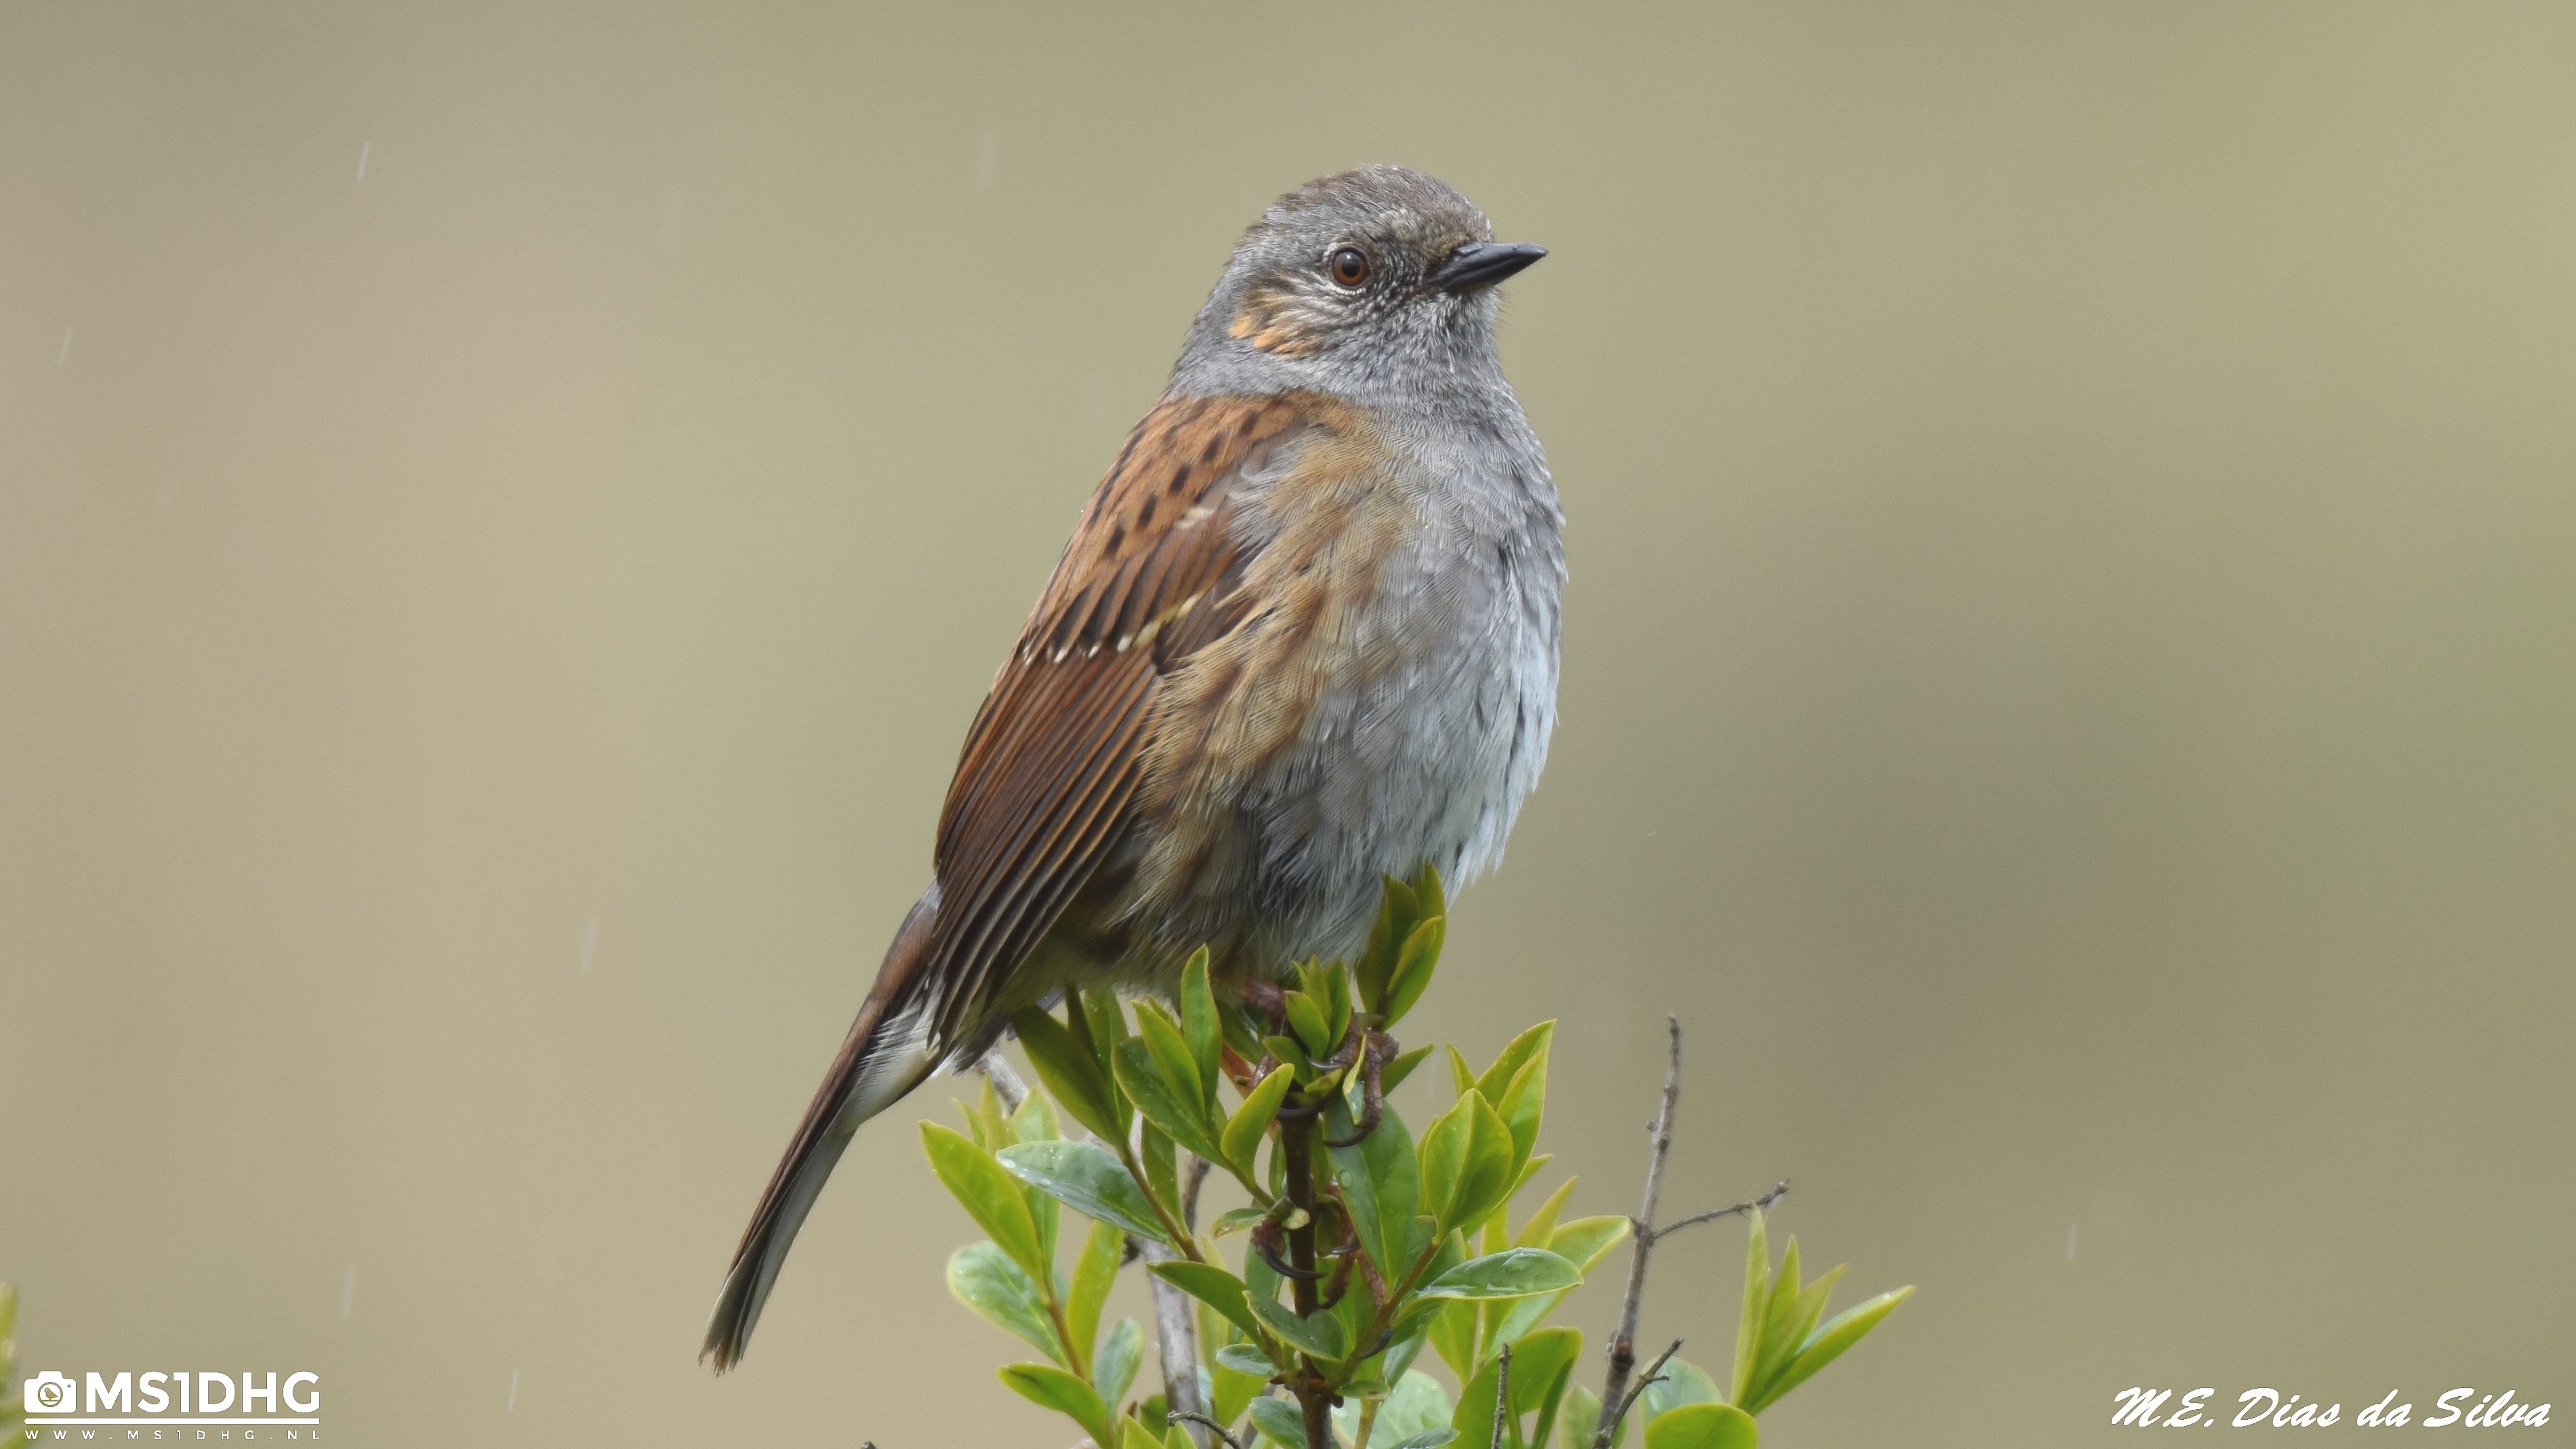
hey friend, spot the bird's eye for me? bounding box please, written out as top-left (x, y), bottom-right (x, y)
top-left (1329, 247), bottom-right (1370, 287)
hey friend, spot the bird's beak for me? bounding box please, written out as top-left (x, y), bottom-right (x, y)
top-left (1428, 241), bottom-right (1548, 293)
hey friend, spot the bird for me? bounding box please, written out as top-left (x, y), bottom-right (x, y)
top-left (704, 164), bottom-right (1561, 1370)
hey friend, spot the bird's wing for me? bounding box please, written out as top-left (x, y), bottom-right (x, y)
top-left (921, 392), bottom-right (1311, 1043)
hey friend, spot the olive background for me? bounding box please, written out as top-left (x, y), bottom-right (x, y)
top-left (5, 3), bottom-right (2571, 1444)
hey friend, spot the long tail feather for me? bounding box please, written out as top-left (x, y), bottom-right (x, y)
top-left (702, 885), bottom-right (941, 1371)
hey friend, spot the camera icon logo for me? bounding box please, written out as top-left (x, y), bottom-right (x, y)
top-left (26, 1370), bottom-right (78, 1412)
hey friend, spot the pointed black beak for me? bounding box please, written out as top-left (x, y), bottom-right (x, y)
top-left (1429, 241), bottom-right (1548, 293)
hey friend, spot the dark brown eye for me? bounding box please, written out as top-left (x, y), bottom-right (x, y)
top-left (1329, 247), bottom-right (1369, 287)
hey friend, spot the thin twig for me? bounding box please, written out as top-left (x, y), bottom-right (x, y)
top-left (1593, 1017), bottom-right (1683, 1448)
top-left (1653, 1181), bottom-right (1789, 1239)
top-left (1169, 1412), bottom-right (1248, 1449)
top-left (1146, 1152), bottom-right (1217, 1448)
top-left (1606, 1339), bottom-right (1683, 1444)
top-left (978, 1053), bottom-right (1030, 1114)
top-left (1491, 1343), bottom-right (1515, 1449)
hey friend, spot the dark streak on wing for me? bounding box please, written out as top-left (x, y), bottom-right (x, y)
top-left (922, 394), bottom-right (1309, 1044)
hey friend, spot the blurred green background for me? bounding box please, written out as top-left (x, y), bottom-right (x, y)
top-left (5, 3), bottom-right (2570, 1444)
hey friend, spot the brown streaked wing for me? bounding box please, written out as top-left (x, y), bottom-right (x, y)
top-left (921, 394), bottom-right (1309, 1043)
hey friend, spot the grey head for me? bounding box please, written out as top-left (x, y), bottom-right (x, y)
top-left (1168, 165), bottom-right (1546, 412)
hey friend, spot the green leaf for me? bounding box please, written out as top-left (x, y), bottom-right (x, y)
top-left (1381, 1043), bottom-right (1435, 1097)
top-left (1427, 1297), bottom-right (1478, 1383)
top-left (1388, 1433), bottom-right (1462, 1449)
top-left (1513, 1178), bottom-right (1578, 1251)
top-left (996, 1139), bottom-right (1173, 1245)
top-left (1473, 1022), bottom-right (1553, 1114)
top-left (1119, 1416), bottom-right (1167, 1449)
top-left (922, 1122), bottom-right (1049, 1284)
top-left (1364, 1368), bottom-right (1456, 1445)
top-left (1137, 1003), bottom-right (1208, 1124)
top-left (1638, 1359), bottom-right (1723, 1423)
top-left (1149, 1261), bottom-right (1264, 1340)
top-left (1379, 915), bottom-right (1446, 1027)
top-left (1211, 1205), bottom-right (1271, 1238)
top-left (1415, 1091), bottom-right (1473, 1231)
top-left (1417, 1247), bottom-right (1582, 1301)
top-left (1752, 1254), bottom-right (1842, 1408)
top-left (1643, 1403), bottom-right (1757, 1449)
top-left (1472, 1326), bottom-right (1580, 1449)
top-left (1264, 1033), bottom-right (1312, 1078)
top-left (1730, 1208), bottom-right (1772, 1406)
top-left (1324, 1093), bottom-right (1420, 1284)
top-left (1000, 1362), bottom-right (1113, 1446)
top-left (1282, 989), bottom-right (1334, 1059)
top-left (1248, 1293), bottom-right (1351, 1361)
top-left (1223, 1064), bottom-right (1295, 1171)
top-left (1247, 1395), bottom-right (1307, 1448)
top-left (1011, 1091), bottom-right (1063, 1267)
top-left (1014, 1006), bottom-right (1126, 1141)
top-left (1490, 1035), bottom-right (1551, 1173)
top-left (946, 1242), bottom-right (1065, 1364)
top-left (1490, 1213), bottom-right (1632, 1345)
top-left (1096, 1316), bottom-right (1145, 1410)
top-left (1741, 1285), bottom-right (1913, 1415)
top-left (1217, 1341), bottom-right (1280, 1377)
top-left (1067, 1217), bottom-right (1124, 1370)
top-left (1180, 948), bottom-right (1222, 1108)
top-left (1116, 1038), bottom-right (1227, 1162)
top-left (1557, 1384), bottom-right (1603, 1449)
top-left (1449, 1091), bottom-right (1520, 1232)
top-left (1356, 874), bottom-right (1422, 1013)
top-left (1143, 1117), bottom-right (1181, 1222)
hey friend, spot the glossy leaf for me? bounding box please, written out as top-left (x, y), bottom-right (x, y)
top-left (1211, 1204), bottom-right (1270, 1238)
top-left (1490, 1214), bottom-right (1631, 1346)
top-left (1116, 1038), bottom-right (1226, 1162)
top-left (1248, 1293), bottom-right (1350, 1362)
top-left (1388, 1433), bottom-right (1462, 1449)
top-left (1180, 949), bottom-right (1223, 1110)
top-left (1142, 1117), bottom-right (1180, 1223)
top-left (1000, 1362), bottom-right (1113, 1447)
top-left (1149, 1260), bottom-right (1265, 1341)
top-left (1014, 1006), bottom-right (1125, 1142)
top-left (1095, 1316), bottom-right (1145, 1410)
top-left (1136, 1003), bottom-right (1207, 1124)
top-left (1557, 1384), bottom-right (1603, 1449)
top-left (996, 1139), bottom-right (1172, 1246)
top-left (1247, 1395), bottom-right (1307, 1448)
top-left (1355, 874), bottom-right (1421, 1012)
top-left (1119, 1417), bottom-right (1166, 1449)
top-left (1418, 1247), bottom-right (1582, 1301)
top-left (1223, 1065), bottom-right (1294, 1171)
top-left (1638, 1359), bottom-right (1723, 1423)
top-left (1067, 1217), bottom-right (1124, 1370)
top-left (946, 1242), bottom-right (1064, 1364)
top-left (1216, 1340), bottom-right (1280, 1377)
top-left (1642, 1403), bottom-right (1757, 1449)
top-left (1379, 915), bottom-right (1446, 1027)
top-left (1450, 1091), bottom-right (1520, 1231)
top-left (1381, 1043), bottom-right (1435, 1097)
top-left (1415, 1090), bottom-right (1474, 1231)
top-left (922, 1122), bottom-right (1049, 1284)
top-left (1754, 1257), bottom-right (1843, 1405)
top-left (1324, 1092), bottom-right (1420, 1283)
top-left (1282, 989), bottom-right (1334, 1059)
top-left (1730, 1208), bottom-right (1772, 1406)
top-left (1742, 1286), bottom-right (1914, 1414)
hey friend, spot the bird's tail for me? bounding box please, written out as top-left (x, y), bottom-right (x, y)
top-left (702, 885), bottom-right (942, 1371)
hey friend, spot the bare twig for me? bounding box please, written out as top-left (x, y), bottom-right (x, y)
top-left (1654, 1181), bottom-right (1788, 1239)
top-left (1146, 1153), bottom-right (1219, 1448)
top-left (1606, 1339), bottom-right (1683, 1444)
top-left (1490, 1343), bottom-right (1515, 1449)
top-left (978, 1053), bottom-right (1030, 1114)
top-left (1169, 1412), bottom-right (1247, 1449)
top-left (1594, 1017), bottom-right (1683, 1447)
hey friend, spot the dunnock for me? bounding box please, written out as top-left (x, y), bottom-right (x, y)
top-left (706, 165), bottom-right (1559, 1368)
